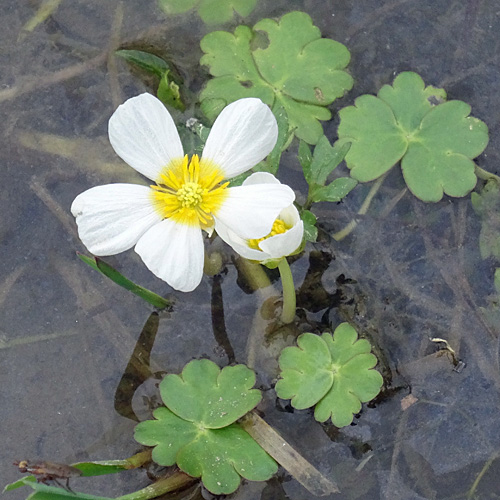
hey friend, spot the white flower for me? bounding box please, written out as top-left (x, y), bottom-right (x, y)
top-left (215, 172), bottom-right (304, 264)
top-left (71, 94), bottom-right (295, 292)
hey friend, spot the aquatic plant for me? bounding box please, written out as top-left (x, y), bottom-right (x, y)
top-left (337, 71), bottom-right (489, 202)
top-left (134, 359), bottom-right (277, 495)
top-left (276, 323), bottom-right (383, 427)
top-left (200, 11), bottom-right (353, 144)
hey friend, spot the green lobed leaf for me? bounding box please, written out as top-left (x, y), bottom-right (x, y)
top-left (309, 177), bottom-right (358, 203)
top-left (337, 71), bottom-right (489, 202)
top-left (495, 268), bottom-right (500, 295)
top-left (200, 11), bottom-right (353, 144)
top-left (276, 323), bottom-right (383, 427)
top-left (298, 140), bottom-right (312, 172)
top-left (300, 210), bottom-right (318, 242)
top-left (158, 0), bottom-right (258, 25)
top-left (160, 359), bottom-right (261, 428)
top-left (135, 406), bottom-right (277, 495)
top-left (115, 50), bottom-right (169, 78)
top-left (316, 324), bottom-right (383, 426)
top-left (134, 360), bottom-right (276, 494)
top-left (77, 253), bottom-right (171, 309)
top-left (305, 136), bottom-right (351, 186)
top-left (275, 333), bottom-right (334, 409)
top-left (471, 179), bottom-right (500, 260)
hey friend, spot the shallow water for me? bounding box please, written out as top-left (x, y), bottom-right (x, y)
top-left (1, 1), bottom-right (500, 499)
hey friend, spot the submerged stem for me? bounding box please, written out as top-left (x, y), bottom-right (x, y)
top-left (475, 165), bottom-right (500, 183)
top-left (278, 258), bottom-right (296, 324)
top-left (333, 171), bottom-right (389, 241)
top-left (116, 471), bottom-right (195, 500)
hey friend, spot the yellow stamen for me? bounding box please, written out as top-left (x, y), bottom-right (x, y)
top-left (151, 155), bottom-right (229, 229)
top-left (248, 218), bottom-right (290, 250)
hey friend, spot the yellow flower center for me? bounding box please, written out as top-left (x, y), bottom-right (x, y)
top-left (151, 154), bottom-right (229, 228)
top-left (248, 218), bottom-right (290, 250)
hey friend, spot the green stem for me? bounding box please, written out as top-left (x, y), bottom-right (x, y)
top-left (475, 165), bottom-right (500, 183)
top-left (116, 471), bottom-right (195, 500)
top-left (278, 258), bottom-right (296, 324)
top-left (466, 451), bottom-right (499, 499)
top-left (333, 172), bottom-right (388, 241)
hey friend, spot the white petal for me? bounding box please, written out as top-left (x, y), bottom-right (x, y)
top-left (214, 183), bottom-right (295, 239)
top-left (242, 171), bottom-right (280, 186)
top-left (201, 98), bottom-right (278, 178)
top-left (135, 219), bottom-right (204, 292)
top-left (259, 220), bottom-right (304, 258)
top-left (71, 184), bottom-right (162, 256)
top-left (216, 222), bottom-right (270, 261)
top-left (278, 204), bottom-right (301, 226)
top-left (108, 93), bottom-right (184, 182)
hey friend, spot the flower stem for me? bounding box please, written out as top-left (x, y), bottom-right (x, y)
top-left (278, 258), bottom-right (296, 324)
top-left (333, 172), bottom-right (388, 241)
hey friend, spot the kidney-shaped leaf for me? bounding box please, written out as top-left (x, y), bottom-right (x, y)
top-left (159, 359), bottom-right (262, 429)
top-left (200, 11), bottom-right (353, 144)
top-left (337, 71), bottom-right (488, 201)
top-left (276, 323), bottom-right (383, 427)
top-left (135, 406), bottom-right (277, 495)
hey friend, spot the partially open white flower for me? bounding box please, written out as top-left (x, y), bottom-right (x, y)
top-left (215, 172), bottom-right (304, 264)
top-left (71, 94), bottom-right (295, 292)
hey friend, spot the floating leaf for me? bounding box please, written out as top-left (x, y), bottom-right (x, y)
top-left (160, 359), bottom-right (262, 428)
top-left (200, 11), bottom-right (353, 144)
top-left (135, 360), bottom-right (276, 495)
top-left (471, 179), bottom-right (500, 260)
top-left (337, 71), bottom-right (489, 202)
top-left (276, 323), bottom-right (383, 427)
top-left (77, 253), bottom-right (171, 309)
top-left (276, 333), bottom-right (334, 409)
top-left (158, 0), bottom-right (258, 25)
